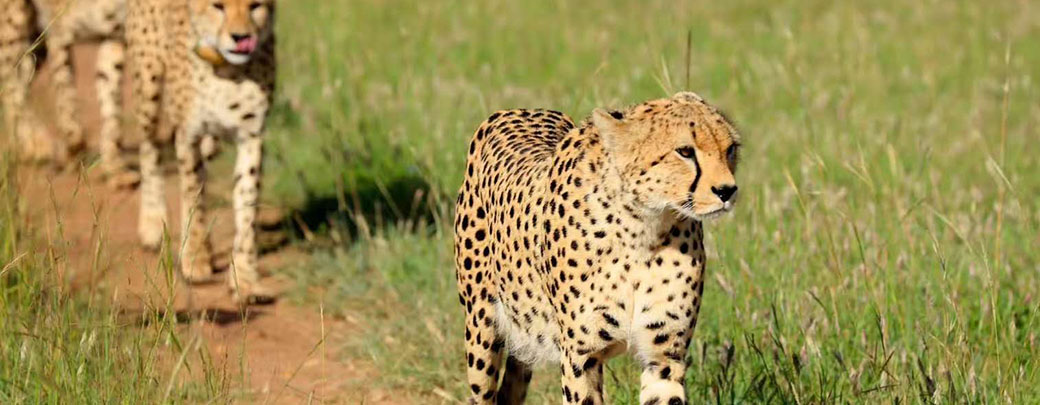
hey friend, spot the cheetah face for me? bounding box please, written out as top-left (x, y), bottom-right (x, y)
top-left (192, 0), bottom-right (273, 65)
top-left (592, 92), bottom-right (741, 220)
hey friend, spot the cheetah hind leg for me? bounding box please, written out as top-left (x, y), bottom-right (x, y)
top-left (497, 354), bottom-right (533, 404)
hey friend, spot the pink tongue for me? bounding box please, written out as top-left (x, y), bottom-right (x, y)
top-left (235, 37), bottom-right (256, 53)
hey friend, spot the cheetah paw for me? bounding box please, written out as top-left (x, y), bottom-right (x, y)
top-left (138, 222), bottom-right (165, 251)
top-left (181, 261), bottom-right (216, 284)
top-left (106, 170), bottom-right (141, 190)
top-left (200, 135), bottom-right (220, 160)
top-left (231, 283), bottom-right (277, 306)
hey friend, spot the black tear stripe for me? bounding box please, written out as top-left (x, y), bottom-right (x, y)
top-left (688, 149), bottom-right (702, 195)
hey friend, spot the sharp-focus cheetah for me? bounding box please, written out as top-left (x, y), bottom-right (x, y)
top-left (0, 0), bottom-right (128, 173)
top-left (128, 0), bottom-right (275, 304)
top-left (455, 92), bottom-right (741, 404)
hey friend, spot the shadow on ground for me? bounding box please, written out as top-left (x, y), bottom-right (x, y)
top-left (285, 174), bottom-right (438, 244)
top-left (122, 307), bottom-right (267, 327)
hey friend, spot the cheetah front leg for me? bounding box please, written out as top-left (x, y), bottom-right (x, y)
top-left (559, 350), bottom-right (607, 404)
top-left (636, 353), bottom-right (689, 405)
top-left (176, 129), bottom-right (214, 282)
top-left (45, 26), bottom-right (83, 162)
top-left (132, 45), bottom-right (167, 250)
top-left (96, 40), bottom-right (138, 188)
top-left (632, 293), bottom-right (700, 405)
top-left (228, 131), bottom-right (273, 304)
top-left (137, 135), bottom-right (167, 248)
top-left (632, 277), bottom-right (704, 403)
top-left (633, 302), bottom-right (695, 405)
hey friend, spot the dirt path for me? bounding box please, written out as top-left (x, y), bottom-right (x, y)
top-left (18, 43), bottom-right (403, 404)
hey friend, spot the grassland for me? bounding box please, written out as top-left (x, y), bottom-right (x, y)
top-left (3, 0), bottom-right (1038, 403)
top-left (266, 0), bottom-right (1040, 403)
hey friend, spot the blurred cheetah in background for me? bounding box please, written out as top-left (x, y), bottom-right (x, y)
top-left (128, 0), bottom-right (276, 304)
top-left (455, 92), bottom-right (741, 404)
top-left (0, 0), bottom-right (129, 179)
top-left (0, 0), bottom-right (42, 156)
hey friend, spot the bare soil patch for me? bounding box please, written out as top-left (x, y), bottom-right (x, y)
top-left (17, 42), bottom-right (406, 404)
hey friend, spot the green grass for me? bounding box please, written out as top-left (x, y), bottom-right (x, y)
top-left (267, 0), bottom-right (1040, 402)
top-left (0, 155), bottom-right (228, 401)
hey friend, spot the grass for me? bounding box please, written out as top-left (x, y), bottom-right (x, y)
top-left (0, 170), bottom-right (229, 401)
top-left (0, 136), bottom-right (227, 400)
top-left (266, 0), bottom-right (1040, 403)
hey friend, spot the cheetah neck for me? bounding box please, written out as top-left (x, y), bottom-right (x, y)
top-left (563, 123), bottom-right (685, 251)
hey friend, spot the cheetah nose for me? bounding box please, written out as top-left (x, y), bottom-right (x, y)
top-left (711, 184), bottom-right (738, 203)
top-left (230, 33), bottom-right (251, 43)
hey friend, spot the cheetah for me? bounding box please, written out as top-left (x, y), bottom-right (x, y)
top-left (0, 0), bottom-right (129, 176)
top-left (0, 0), bottom-right (44, 157)
top-left (454, 92), bottom-right (741, 404)
top-left (127, 0), bottom-right (276, 304)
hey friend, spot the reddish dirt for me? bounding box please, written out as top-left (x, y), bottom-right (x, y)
top-left (18, 43), bottom-right (405, 404)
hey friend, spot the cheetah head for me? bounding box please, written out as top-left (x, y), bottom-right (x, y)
top-left (192, 0), bottom-right (273, 65)
top-left (592, 91), bottom-right (741, 221)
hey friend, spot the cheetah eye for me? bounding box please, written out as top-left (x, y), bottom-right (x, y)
top-left (726, 143), bottom-right (740, 163)
top-left (676, 146), bottom-right (696, 159)
top-left (212, 2), bottom-right (224, 11)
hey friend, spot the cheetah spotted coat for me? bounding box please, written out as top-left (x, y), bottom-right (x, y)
top-left (455, 92), bottom-right (741, 404)
top-left (128, 0), bottom-right (275, 304)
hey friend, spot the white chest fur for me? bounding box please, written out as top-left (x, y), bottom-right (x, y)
top-left (181, 54), bottom-right (269, 139)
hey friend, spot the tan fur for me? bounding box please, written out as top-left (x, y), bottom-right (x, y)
top-left (194, 45), bottom-right (227, 67)
top-left (0, 0), bottom-right (45, 157)
top-left (128, 0), bottom-right (276, 304)
top-left (454, 93), bottom-right (741, 404)
top-left (0, 0), bottom-right (128, 170)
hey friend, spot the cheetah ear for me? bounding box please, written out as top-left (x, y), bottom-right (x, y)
top-left (591, 108), bottom-right (626, 150)
top-left (672, 91), bottom-right (704, 103)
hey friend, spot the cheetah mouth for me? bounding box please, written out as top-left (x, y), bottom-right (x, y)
top-left (232, 36), bottom-right (258, 54)
top-left (218, 46), bottom-right (256, 66)
top-left (692, 204), bottom-right (733, 221)
top-left (226, 46), bottom-right (255, 56)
